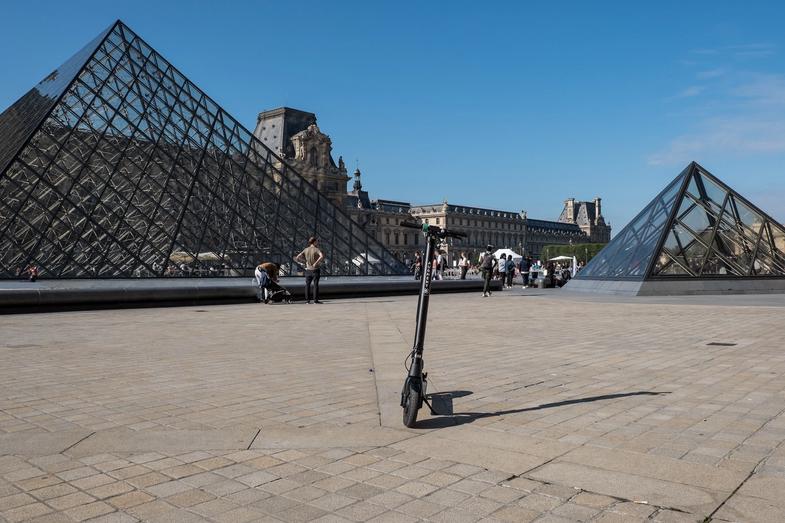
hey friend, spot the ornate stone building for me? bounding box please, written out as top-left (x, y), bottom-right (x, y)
top-left (254, 107), bottom-right (349, 205)
top-left (253, 107), bottom-right (610, 265)
top-left (558, 198), bottom-right (611, 243)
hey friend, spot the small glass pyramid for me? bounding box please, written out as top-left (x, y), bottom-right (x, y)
top-left (0, 21), bottom-right (406, 278)
top-left (578, 162), bottom-right (785, 281)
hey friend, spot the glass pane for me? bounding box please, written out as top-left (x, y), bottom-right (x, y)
top-left (686, 174), bottom-right (700, 200)
top-left (679, 204), bottom-right (711, 235)
top-left (578, 170), bottom-right (683, 280)
top-left (733, 198), bottom-right (763, 237)
top-left (658, 257), bottom-right (691, 275)
top-left (701, 250), bottom-right (742, 276)
top-left (715, 228), bottom-right (753, 273)
top-left (681, 232), bottom-right (709, 273)
top-left (699, 173), bottom-right (728, 215)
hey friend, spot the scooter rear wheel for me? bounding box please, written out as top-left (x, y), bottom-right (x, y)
top-left (402, 383), bottom-right (420, 428)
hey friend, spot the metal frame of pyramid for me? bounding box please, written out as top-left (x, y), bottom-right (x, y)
top-left (570, 162), bottom-right (785, 295)
top-left (0, 20), bottom-right (407, 279)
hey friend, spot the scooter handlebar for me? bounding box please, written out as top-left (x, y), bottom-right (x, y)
top-left (399, 221), bottom-right (423, 230)
top-left (399, 221), bottom-right (467, 239)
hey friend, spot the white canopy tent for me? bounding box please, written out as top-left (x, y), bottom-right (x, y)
top-left (549, 255), bottom-right (573, 261)
top-left (494, 248), bottom-right (522, 261)
top-left (352, 252), bottom-right (382, 268)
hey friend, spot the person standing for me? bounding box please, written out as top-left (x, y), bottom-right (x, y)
top-left (519, 256), bottom-right (531, 288)
top-left (22, 264), bottom-right (39, 282)
top-left (479, 245), bottom-right (497, 297)
top-left (436, 251), bottom-right (445, 280)
top-left (294, 237), bottom-right (325, 304)
top-left (459, 252), bottom-right (470, 280)
top-left (505, 255), bottom-right (516, 288)
top-left (413, 251), bottom-right (422, 280)
top-left (498, 253), bottom-right (507, 288)
top-left (546, 260), bottom-right (556, 288)
top-left (431, 254), bottom-right (442, 280)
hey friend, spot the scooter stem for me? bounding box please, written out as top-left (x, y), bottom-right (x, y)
top-left (409, 231), bottom-right (436, 378)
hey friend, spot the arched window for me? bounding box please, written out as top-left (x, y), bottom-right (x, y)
top-left (309, 146), bottom-right (318, 167)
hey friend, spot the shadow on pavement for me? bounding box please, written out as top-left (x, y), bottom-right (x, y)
top-left (417, 390), bottom-right (670, 429)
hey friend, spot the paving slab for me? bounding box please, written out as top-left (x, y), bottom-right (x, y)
top-left (557, 445), bottom-right (746, 491)
top-left (735, 475), bottom-right (785, 505)
top-left (528, 461), bottom-right (723, 514)
top-left (391, 433), bottom-right (549, 475)
top-left (251, 424), bottom-right (413, 449)
top-left (0, 431), bottom-right (93, 456)
top-left (66, 429), bottom-right (258, 457)
top-left (412, 424), bottom-right (576, 460)
top-left (713, 493), bottom-right (785, 523)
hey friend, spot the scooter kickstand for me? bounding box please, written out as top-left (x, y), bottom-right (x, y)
top-left (422, 395), bottom-right (439, 415)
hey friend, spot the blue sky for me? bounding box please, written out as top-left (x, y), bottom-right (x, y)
top-left (2, 1), bottom-right (785, 232)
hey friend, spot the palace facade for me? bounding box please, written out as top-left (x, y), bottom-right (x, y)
top-left (253, 107), bottom-right (611, 265)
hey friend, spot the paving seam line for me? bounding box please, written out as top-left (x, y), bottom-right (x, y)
top-left (519, 460), bottom-right (696, 518)
top-left (246, 428), bottom-right (262, 450)
top-left (706, 404), bottom-right (785, 520)
top-left (364, 303), bottom-right (383, 427)
top-left (62, 431), bottom-right (95, 454)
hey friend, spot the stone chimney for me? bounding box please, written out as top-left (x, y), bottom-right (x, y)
top-left (593, 197), bottom-right (602, 224)
top-left (564, 198), bottom-right (576, 223)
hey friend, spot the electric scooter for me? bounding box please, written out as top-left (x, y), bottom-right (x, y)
top-left (399, 221), bottom-right (467, 427)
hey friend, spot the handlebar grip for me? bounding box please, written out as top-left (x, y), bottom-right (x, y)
top-left (399, 221), bottom-right (424, 230)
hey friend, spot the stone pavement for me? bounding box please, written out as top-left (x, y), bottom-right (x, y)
top-left (0, 289), bottom-right (784, 522)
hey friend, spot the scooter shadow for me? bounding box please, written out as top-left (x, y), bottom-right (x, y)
top-left (418, 390), bottom-right (669, 429)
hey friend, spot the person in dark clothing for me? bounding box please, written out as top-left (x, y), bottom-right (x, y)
top-left (479, 245), bottom-right (497, 297)
top-left (546, 261), bottom-right (556, 288)
top-left (505, 256), bottom-right (515, 288)
top-left (294, 237), bottom-right (325, 303)
top-left (22, 264), bottom-right (39, 282)
top-left (519, 256), bottom-right (531, 288)
top-left (413, 251), bottom-right (422, 280)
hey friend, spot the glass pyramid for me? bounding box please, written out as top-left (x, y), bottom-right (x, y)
top-left (577, 162), bottom-right (785, 281)
top-left (0, 21), bottom-right (406, 278)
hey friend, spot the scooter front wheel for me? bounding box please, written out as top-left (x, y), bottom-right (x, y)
top-left (402, 381), bottom-right (421, 428)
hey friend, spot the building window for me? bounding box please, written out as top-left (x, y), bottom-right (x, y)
top-left (394, 233), bottom-right (399, 245)
top-left (403, 234), bottom-right (408, 245)
top-left (385, 232), bottom-right (391, 245)
top-left (436, 218), bottom-right (440, 225)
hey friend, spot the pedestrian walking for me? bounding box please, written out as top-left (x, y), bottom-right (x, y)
top-left (294, 236), bottom-right (325, 304)
top-left (459, 252), bottom-right (470, 280)
top-left (479, 245), bottom-right (497, 297)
